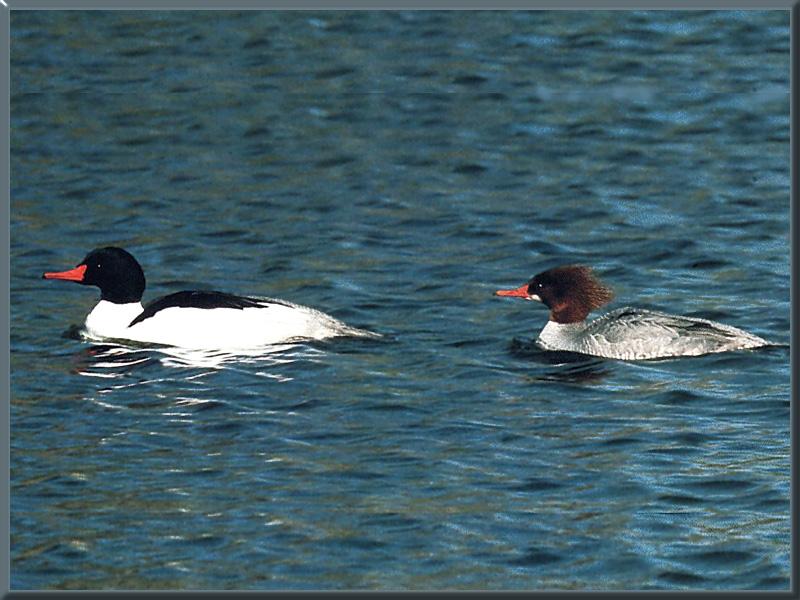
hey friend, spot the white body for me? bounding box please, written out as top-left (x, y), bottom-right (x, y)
top-left (535, 307), bottom-right (770, 360)
top-left (83, 297), bottom-right (376, 350)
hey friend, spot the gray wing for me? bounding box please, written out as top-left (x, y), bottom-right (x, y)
top-left (583, 307), bottom-right (764, 358)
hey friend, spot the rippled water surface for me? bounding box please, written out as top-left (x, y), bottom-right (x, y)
top-left (10, 10), bottom-right (790, 590)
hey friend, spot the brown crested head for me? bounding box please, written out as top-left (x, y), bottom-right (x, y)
top-left (524, 265), bottom-right (614, 324)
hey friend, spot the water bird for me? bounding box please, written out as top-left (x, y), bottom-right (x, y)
top-left (495, 265), bottom-right (771, 360)
top-left (43, 246), bottom-right (378, 350)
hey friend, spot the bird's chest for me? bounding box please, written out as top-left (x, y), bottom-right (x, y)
top-left (84, 301), bottom-right (144, 338)
top-left (536, 320), bottom-right (588, 352)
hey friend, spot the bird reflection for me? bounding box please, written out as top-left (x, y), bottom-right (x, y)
top-left (71, 339), bottom-right (312, 378)
top-left (509, 337), bottom-right (611, 384)
top-left (71, 343), bottom-right (155, 376)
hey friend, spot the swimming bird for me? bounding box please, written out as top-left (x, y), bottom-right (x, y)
top-left (43, 246), bottom-right (377, 350)
top-left (495, 265), bottom-right (771, 360)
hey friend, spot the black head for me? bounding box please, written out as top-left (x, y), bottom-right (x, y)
top-left (43, 246), bottom-right (146, 304)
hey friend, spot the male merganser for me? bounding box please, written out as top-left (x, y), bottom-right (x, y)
top-left (495, 265), bottom-right (771, 360)
top-left (43, 246), bottom-right (378, 350)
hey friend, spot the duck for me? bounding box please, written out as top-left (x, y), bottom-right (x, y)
top-left (43, 246), bottom-right (378, 350)
top-left (495, 265), bottom-right (771, 360)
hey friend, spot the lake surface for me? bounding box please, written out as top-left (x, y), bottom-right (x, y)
top-left (10, 10), bottom-right (790, 590)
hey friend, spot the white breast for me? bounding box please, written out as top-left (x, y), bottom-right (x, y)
top-left (82, 298), bottom-right (369, 350)
top-left (84, 301), bottom-right (144, 341)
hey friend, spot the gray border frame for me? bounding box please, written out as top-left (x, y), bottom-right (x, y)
top-left (2, 1), bottom-right (797, 597)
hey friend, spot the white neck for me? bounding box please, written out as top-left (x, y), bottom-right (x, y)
top-left (84, 300), bottom-right (144, 340)
top-left (536, 319), bottom-right (587, 352)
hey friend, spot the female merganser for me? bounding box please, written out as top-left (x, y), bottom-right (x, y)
top-left (43, 246), bottom-right (378, 350)
top-left (495, 265), bottom-right (771, 360)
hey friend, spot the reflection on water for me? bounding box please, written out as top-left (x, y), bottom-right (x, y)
top-left (531, 361), bottom-right (612, 385)
top-left (73, 344), bottom-right (154, 377)
top-left (72, 340), bottom-right (317, 377)
top-left (507, 337), bottom-right (612, 383)
top-left (74, 341), bottom-right (326, 414)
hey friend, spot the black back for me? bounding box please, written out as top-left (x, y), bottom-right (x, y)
top-left (130, 290), bottom-right (269, 326)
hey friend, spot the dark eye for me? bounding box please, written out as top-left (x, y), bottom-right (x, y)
top-left (537, 282), bottom-right (543, 289)
top-left (96, 264), bottom-right (101, 268)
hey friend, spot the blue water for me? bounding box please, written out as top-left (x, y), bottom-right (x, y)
top-left (10, 10), bottom-right (790, 590)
